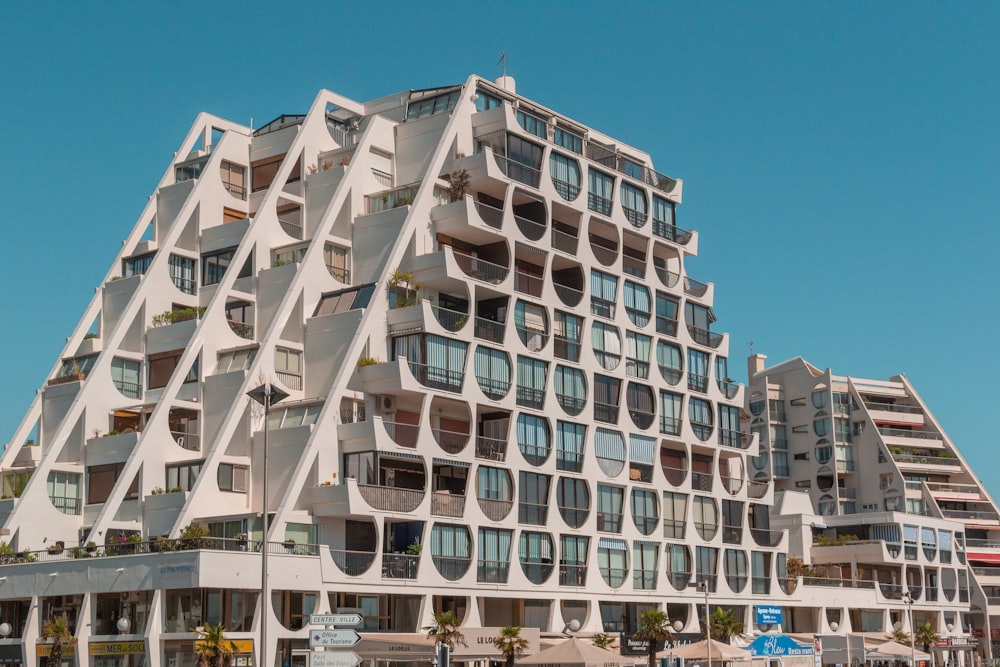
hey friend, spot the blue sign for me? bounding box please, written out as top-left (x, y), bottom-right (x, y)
top-left (747, 635), bottom-right (813, 657)
top-left (755, 606), bottom-right (784, 626)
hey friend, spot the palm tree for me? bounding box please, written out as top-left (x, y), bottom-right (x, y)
top-left (707, 607), bottom-right (744, 642)
top-left (194, 623), bottom-right (237, 667)
top-left (915, 622), bottom-right (939, 653)
top-left (891, 628), bottom-right (912, 646)
top-left (424, 610), bottom-right (466, 651)
top-left (633, 609), bottom-right (675, 667)
top-left (592, 632), bottom-right (617, 650)
top-left (492, 625), bottom-right (529, 667)
top-left (40, 616), bottom-right (74, 667)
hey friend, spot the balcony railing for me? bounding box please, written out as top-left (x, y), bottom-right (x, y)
top-left (659, 416), bottom-right (681, 436)
top-left (514, 270), bottom-right (544, 297)
top-left (514, 215), bottom-right (546, 241)
top-left (594, 402), bottom-right (619, 423)
top-left (551, 227), bottom-right (579, 255)
top-left (556, 451), bottom-right (584, 473)
top-left (652, 220), bottom-right (693, 244)
top-left (493, 155), bottom-right (542, 189)
top-left (588, 192), bottom-right (613, 216)
top-left (113, 380), bottom-right (142, 400)
top-left (586, 144), bottom-right (680, 196)
top-left (622, 207), bottom-right (647, 227)
top-left (688, 373), bottom-right (709, 393)
top-left (223, 182), bottom-right (247, 200)
top-left (431, 492), bottom-right (466, 518)
top-left (864, 401), bottom-right (923, 414)
top-left (432, 305), bottom-right (468, 332)
top-left (228, 320), bottom-right (254, 340)
top-left (557, 394), bottom-right (586, 415)
top-left (751, 528), bottom-right (783, 547)
top-left (552, 179), bottom-right (580, 201)
top-left (553, 283), bottom-right (584, 307)
top-left (371, 169), bottom-right (392, 187)
top-left (171, 431), bottom-right (200, 452)
top-left (331, 549), bottom-right (376, 576)
top-left (691, 472), bottom-right (713, 492)
top-left (553, 336), bottom-right (581, 362)
top-left (474, 200), bottom-right (503, 229)
top-left (327, 265), bottom-right (350, 283)
top-left (432, 427), bottom-right (469, 454)
top-left (357, 485), bottom-right (424, 512)
top-left (559, 564), bottom-right (587, 586)
top-left (476, 375), bottom-right (511, 400)
top-left (276, 371), bottom-right (302, 390)
top-left (382, 421), bottom-right (419, 448)
top-left (477, 559), bottom-right (510, 583)
top-left (474, 317), bottom-right (505, 343)
top-left (687, 325), bottom-right (724, 348)
top-left (382, 553), bottom-right (420, 579)
top-left (877, 426), bottom-right (941, 441)
top-left (477, 497), bottom-right (514, 521)
top-left (475, 436), bottom-right (506, 462)
top-left (433, 555), bottom-right (472, 580)
top-left (452, 249), bottom-right (508, 284)
top-left (891, 452), bottom-right (963, 467)
top-left (718, 380), bottom-right (740, 399)
top-left (802, 577), bottom-right (876, 590)
top-left (406, 360), bottom-right (464, 392)
top-left (516, 386), bottom-right (545, 410)
top-left (940, 508), bottom-right (1000, 521)
top-left (684, 277), bottom-right (709, 298)
top-left (518, 502), bottom-right (549, 525)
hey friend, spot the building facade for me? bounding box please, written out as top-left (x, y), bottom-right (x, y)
top-left (748, 354), bottom-right (997, 662)
top-left (0, 75), bottom-right (987, 667)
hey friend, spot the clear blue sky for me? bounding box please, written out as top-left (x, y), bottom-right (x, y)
top-left (1, 2), bottom-right (998, 496)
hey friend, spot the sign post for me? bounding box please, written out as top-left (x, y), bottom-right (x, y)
top-left (308, 613), bottom-right (364, 667)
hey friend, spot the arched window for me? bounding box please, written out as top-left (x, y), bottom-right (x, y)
top-left (516, 413), bottom-right (551, 466)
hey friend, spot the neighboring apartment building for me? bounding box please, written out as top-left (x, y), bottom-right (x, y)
top-left (0, 74), bottom-right (985, 667)
top-left (748, 354), bottom-right (995, 663)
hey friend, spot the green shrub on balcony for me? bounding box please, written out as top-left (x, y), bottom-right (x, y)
top-left (152, 307), bottom-right (205, 327)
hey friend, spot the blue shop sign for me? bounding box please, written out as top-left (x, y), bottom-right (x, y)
top-left (755, 606), bottom-right (783, 626)
top-left (747, 634), bottom-right (813, 657)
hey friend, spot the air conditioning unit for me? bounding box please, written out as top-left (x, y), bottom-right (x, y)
top-left (376, 395), bottom-right (396, 414)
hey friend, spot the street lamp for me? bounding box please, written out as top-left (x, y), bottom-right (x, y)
top-left (247, 382), bottom-right (288, 667)
top-left (903, 590), bottom-right (916, 667)
top-left (689, 581), bottom-right (712, 667)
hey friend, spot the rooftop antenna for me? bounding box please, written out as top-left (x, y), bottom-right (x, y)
top-left (497, 51), bottom-right (507, 79)
top-left (748, 340), bottom-right (755, 355)
top-left (249, 116), bottom-right (254, 132)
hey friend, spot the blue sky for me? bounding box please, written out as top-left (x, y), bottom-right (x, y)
top-left (1, 2), bottom-right (998, 496)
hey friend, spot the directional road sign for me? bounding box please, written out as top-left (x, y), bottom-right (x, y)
top-left (309, 614), bottom-right (363, 627)
top-left (309, 651), bottom-right (362, 667)
top-left (309, 629), bottom-right (362, 648)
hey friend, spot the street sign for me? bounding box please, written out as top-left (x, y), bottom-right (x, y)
top-left (309, 614), bottom-right (363, 627)
top-left (309, 651), bottom-right (362, 667)
top-left (309, 630), bottom-right (362, 648)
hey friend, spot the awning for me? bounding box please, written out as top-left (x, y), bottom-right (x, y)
top-left (967, 552), bottom-right (1000, 564)
top-left (354, 633), bottom-right (435, 660)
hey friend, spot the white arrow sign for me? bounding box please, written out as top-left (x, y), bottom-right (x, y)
top-left (309, 629), bottom-right (362, 648)
top-left (309, 651), bottom-right (362, 667)
top-left (309, 614), bottom-right (363, 627)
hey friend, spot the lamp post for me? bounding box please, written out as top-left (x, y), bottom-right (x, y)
top-left (689, 581), bottom-right (711, 667)
top-left (903, 590), bottom-right (916, 667)
top-left (247, 382), bottom-right (288, 667)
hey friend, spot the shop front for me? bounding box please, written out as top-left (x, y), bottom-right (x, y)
top-left (35, 642), bottom-right (74, 667)
top-left (89, 641), bottom-right (146, 667)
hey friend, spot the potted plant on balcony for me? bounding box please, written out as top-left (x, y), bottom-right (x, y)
top-left (448, 168), bottom-right (470, 202)
top-left (283, 538), bottom-right (296, 552)
top-left (234, 533), bottom-right (248, 551)
top-left (85, 541), bottom-right (98, 555)
top-left (47, 541), bottom-right (65, 556)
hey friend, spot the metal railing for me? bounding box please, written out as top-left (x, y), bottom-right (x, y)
top-left (406, 360), bottom-right (464, 392)
top-left (171, 431), bottom-right (200, 452)
top-left (113, 380), bottom-right (142, 400)
top-left (558, 505), bottom-right (588, 527)
top-left (223, 182), bottom-right (247, 200)
top-left (172, 276), bottom-right (196, 295)
top-left (331, 549), bottom-right (376, 576)
top-left (652, 220), bottom-right (693, 244)
top-left (941, 508), bottom-right (1000, 521)
top-left (586, 144), bottom-right (680, 196)
top-left (597, 512), bottom-right (623, 533)
top-left (878, 426), bottom-right (941, 440)
top-left (430, 492), bottom-right (466, 518)
top-left (514, 270), bottom-right (544, 297)
top-left (228, 320), bottom-right (254, 340)
top-left (50, 496), bottom-right (82, 515)
top-left (557, 394), bottom-right (586, 415)
top-left (623, 207), bottom-right (647, 227)
top-left (514, 215), bottom-right (546, 241)
top-left (477, 498), bottom-right (513, 521)
top-left (474, 317), bottom-right (505, 343)
top-left (588, 192), bottom-right (613, 216)
top-left (518, 502), bottom-right (549, 525)
top-left (688, 373), bottom-right (709, 393)
top-left (600, 567), bottom-right (628, 588)
top-left (276, 371), bottom-right (302, 390)
top-left (551, 227), bottom-right (579, 254)
top-left (656, 317), bottom-right (678, 337)
top-left (718, 380), bottom-right (740, 399)
top-left (594, 402), bottom-right (619, 423)
top-left (591, 296), bottom-right (616, 319)
top-left (433, 555), bottom-right (472, 580)
top-left (865, 401), bottom-right (923, 414)
top-left (655, 264), bottom-right (681, 288)
top-left (474, 200), bottom-right (503, 229)
top-left (452, 249), bottom-right (509, 284)
top-left (560, 564), bottom-right (587, 586)
top-left (553, 283), bottom-right (584, 307)
top-left (326, 265), bottom-right (350, 283)
top-left (691, 472), bottom-right (713, 492)
top-left (278, 217), bottom-right (303, 240)
top-left (382, 553), bottom-right (420, 579)
top-left (475, 436), bottom-right (506, 462)
top-left (516, 386), bottom-right (545, 409)
top-left (432, 305), bottom-right (468, 332)
top-left (622, 256), bottom-right (646, 278)
top-left (371, 169), bottom-right (392, 187)
top-left (432, 427), bottom-right (469, 454)
top-left (357, 485), bottom-right (424, 512)
top-left (659, 416), bottom-right (681, 436)
top-left (751, 528), bottom-right (783, 547)
top-left (553, 336), bottom-right (581, 362)
top-left (892, 452), bottom-right (963, 467)
top-left (687, 325), bottom-right (724, 348)
top-left (477, 559), bottom-right (510, 583)
top-left (493, 154), bottom-right (542, 188)
top-left (684, 276), bottom-right (709, 298)
top-left (803, 577), bottom-right (876, 590)
top-left (552, 178), bottom-right (580, 201)
top-left (556, 451), bottom-right (584, 473)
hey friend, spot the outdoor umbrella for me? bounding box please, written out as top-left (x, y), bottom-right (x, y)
top-left (657, 638), bottom-right (752, 662)
top-left (518, 636), bottom-right (634, 667)
top-left (866, 641), bottom-right (930, 661)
